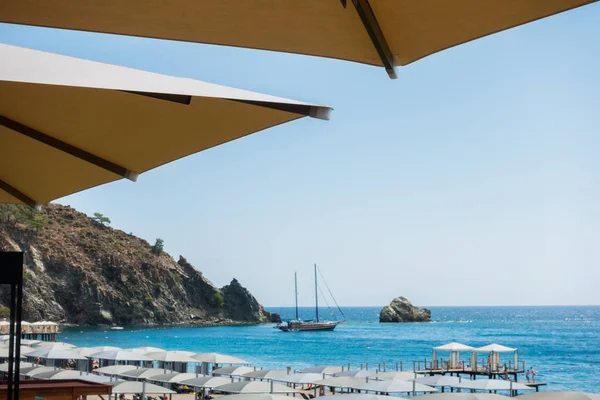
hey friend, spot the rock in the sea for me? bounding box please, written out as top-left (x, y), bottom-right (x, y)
top-left (379, 297), bottom-right (431, 323)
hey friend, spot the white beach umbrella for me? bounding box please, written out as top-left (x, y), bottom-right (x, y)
top-left (179, 376), bottom-right (231, 389)
top-left (416, 394), bottom-right (510, 400)
top-left (112, 381), bottom-right (175, 394)
top-left (95, 365), bottom-right (140, 376)
top-left (0, 361), bottom-right (36, 372)
top-left (145, 351), bottom-right (198, 363)
top-left (32, 369), bottom-right (92, 380)
top-left (434, 343), bottom-right (476, 351)
top-left (314, 377), bottom-right (367, 388)
top-left (334, 370), bottom-right (377, 378)
top-left (25, 347), bottom-right (87, 360)
top-left (212, 366), bottom-right (255, 377)
top-left (149, 372), bottom-right (201, 384)
top-left (414, 376), bottom-right (461, 387)
top-left (3, 339), bottom-right (41, 346)
top-left (373, 371), bottom-right (424, 380)
top-left (518, 393), bottom-right (600, 400)
top-left (243, 369), bottom-right (289, 380)
top-left (73, 346), bottom-right (122, 357)
top-left (273, 373), bottom-right (324, 384)
top-left (125, 347), bottom-right (166, 355)
top-left (353, 379), bottom-right (437, 393)
top-left (299, 366), bottom-right (343, 375)
top-left (329, 395), bottom-right (404, 400)
top-left (120, 367), bottom-right (174, 379)
top-left (454, 379), bottom-right (533, 392)
top-left (214, 395), bottom-right (295, 400)
top-left (24, 366), bottom-right (61, 377)
top-left (0, 346), bottom-right (32, 357)
top-left (33, 341), bottom-right (75, 349)
top-left (473, 344), bottom-right (517, 353)
top-left (193, 353), bottom-right (248, 364)
top-left (214, 381), bottom-right (299, 394)
top-left (91, 350), bottom-right (152, 361)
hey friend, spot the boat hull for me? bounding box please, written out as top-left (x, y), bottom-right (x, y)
top-left (277, 321), bottom-right (340, 332)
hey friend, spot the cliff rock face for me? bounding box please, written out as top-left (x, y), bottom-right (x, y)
top-left (379, 297), bottom-right (431, 323)
top-left (0, 204), bottom-right (270, 326)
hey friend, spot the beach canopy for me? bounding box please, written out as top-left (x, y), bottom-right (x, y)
top-left (90, 350), bottom-right (152, 361)
top-left (33, 341), bottom-right (75, 349)
top-left (334, 370), bottom-right (377, 378)
top-left (0, 362), bottom-right (37, 372)
top-left (0, 345), bottom-right (32, 358)
top-left (73, 346), bottom-right (122, 357)
top-left (24, 347), bottom-right (87, 360)
top-left (0, 43), bottom-right (331, 208)
top-left (193, 352), bottom-right (249, 365)
top-left (179, 376), bottom-right (231, 389)
top-left (299, 366), bottom-right (343, 375)
top-left (23, 366), bottom-right (61, 377)
top-left (8, 339), bottom-right (41, 346)
top-left (30, 369), bottom-right (111, 382)
top-left (314, 377), bottom-right (368, 388)
top-left (434, 342), bottom-right (475, 352)
top-left (124, 347), bottom-right (166, 355)
top-left (95, 365), bottom-right (140, 376)
top-left (474, 344), bottom-right (517, 353)
top-left (272, 373), bottom-right (324, 385)
top-left (212, 366), bottom-right (255, 377)
top-left (149, 372), bottom-right (202, 384)
top-left (415, 394), bottom-right (510, 400)
top-left (414, 376), bottom-right (461, 387)
top-left (1, 1), bottom-right (596, 78)
top-left (242, 369), bottom-right (289, 380)
top-left (145, 351), bottom-right (198, 363)
top-left (120, 367), bottom-right (174, 379)
top-left (112, 381), bottom-right (175, 394)
top-left (215, 395), bottom-right (302, 400)
top-left (353, 380), bottom-right (437, 393)
top-left (373, 371), bottom-right (424, 380)
top-left (453, 379), bottom-right (533, 391)
top-left (213, 381), bottom-right (299, 394)
top-left (328, 395), bottom-right (405, 400)
top-left (518, 393), bottom-right (600, 400)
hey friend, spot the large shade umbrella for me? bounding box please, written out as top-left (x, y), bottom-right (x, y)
top-left (0, 362), bottom-right (37, 372)
top-left (213, 395), bottom-right (297, 400)
top-left (120, 367), bottom-right (174, 379)
top-left (242, 369), bottom-right (289, 380)
top-left (112, 381), bottom-right (175, 394)
top-left (212, 366), bottom-right (255, 377)
top-left (1, 1), bottom-right (596, 78)
top-left (334, 370), bottom-right (377, 378)
top-left (145, 351), bottom-right (198, 363)
top-left (325, 395), bottom-right (400, 400)
top-left (0, 346), bottom-right (32, 358)
top-left (90, 350), bottom-right (152, 362)
top-left (414, 376), bottom-right (462, 388)
top-left (0, 43), bottom-right (331, 208)
top-left (149, 372), bottom-right (201, 384)
top-left (453, 379), bottom-right (533, 392)
top-left (32, 342), bottom-right (75, 349)
top-left (353, 379), bottom-right (437, 393)
top-left (272, 373), bottom-right (324, 385)
top-left (179, 376), bottom-right (231, 389)
top-left (193, 353), bottom-right (248, 365)
top-left (373, 371), bottom-right (424, 380)
top-left (73, 346), bottom-right (122, 357)
top-left (314, 377), bottom-right (368, 388)
top-left (2, 339), bottom-right (41, 346)
top-left (31, 369), bottom-right (94, 380)
top-left (518, 393), bottom-right (600, 400)
top-left (299, 366), bottom-right (343, 375)
top-left (416, 395), bottom-right (509, 400)
top-left (95, 365), bottom-right (140, 376)
top-left (124, 347), bottom-right (166, 355)
top-left (474, 344), bottom-right (517, 353)
top-left (24, 366), bottom-right (61, 377)
top-left (214, 381), bottom-right (299, 394)
top-left (434, 343), bottom-right (475, 352)
top-left (24, 347), bottom-right (87, 360)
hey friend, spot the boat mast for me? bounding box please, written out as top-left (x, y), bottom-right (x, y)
top-left (314, 264), bottom-right (319, 322)
top-left (294, 272), bottom-right (299, 320)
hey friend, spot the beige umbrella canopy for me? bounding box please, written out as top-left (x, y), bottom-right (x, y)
top-left (213, 381), bottom-right (299, 394)
top-left (193, 352), bottom-right (249, 365)
top-left (0, 43), bottom-right (331, 208)
top-left (0, 1), bottom-right (596, 78)
top-left (179, 376), bottom-right (231, 389)
top-left (94, 365), bottom-right (140, 376)
top-left (112, 381), bottom-right (176, 394)
top-left (212, 366), bottom-right (255, 377)
top-left (416, 395), bottom-right (509, 400)
top-left (518, 393), bottom-right (600, 400)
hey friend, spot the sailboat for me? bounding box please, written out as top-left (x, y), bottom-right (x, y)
top-left (276, 264), bottom-right (345, 332)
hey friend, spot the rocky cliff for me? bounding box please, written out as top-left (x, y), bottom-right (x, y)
top-left (379, 297), bottom-right (431, 323)
top-left (0, 204), bottom-right (272, 326)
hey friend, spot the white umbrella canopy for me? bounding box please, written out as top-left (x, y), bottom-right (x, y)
top-left (0, 346), bottom-right (32, 357)
top-left (214, 395), bottom-right (295, 400)
top-left (193, 353), bottom-right (249, 364)
top-left (299, 366), bottom-right (343, 375)
top-left (373, 371), bottom-right (424, 380)
top-left (32, 369), bottom-right (92, 380)
top-left (112, 381), bottom-right (176, 394)
top-left (149, 372), bottom-right (202, 384)
top-left (95, 365), bottom-right (141, 376)
top-left (414, 376), bottom-right (462, 387)
top-left (334, 370), bottom-right (377, 378)
top-left (179, 376), bottom-right (232, 389)
top-left (434, 343), bottom-right (475, 352)
top-left (2, 339), bottom-right (41, 346)
top-left (518, 393), bottom-right (600, 400)
top-left (212, 366), bottom-right (255, 377)
top-left (454, 379), bottom-right (533, 391)
top-left (474, 344), bottom-right (517, 353)
top-left (121, 367), bottom-right (174, 379)
top-left (416, 394), bottom-right (510, 400)
top-left (0, 361), bottom-right (37, 372)
top-left (24, 366), bottom-right (61, 377)
top-left (33, 341), bottom-right (75, 349)
top-left (0, 43), bottom-right (331, 208)
top-left (73, 346), bottom-right (122, 357)
top-left (124, 347), bottom-right (166, 355)
top-left (214, 381), bottom-right (299, 394)
top-left (353, 380), bottom-right (437, 393)
top-left (272, 373), bottom-right (324, 384)
top-left (314, 377), bottom-right (368, 388)
top-left (25, 347), bottom-right (87, 360)
top-left (328, 395), bottom-right (402, 400)
top-left (91, 350), bottom-right (152, 361)
top-left (145, 351), bottom-right (198, 363)
top-left (243, 369), bottom-right (289, 380)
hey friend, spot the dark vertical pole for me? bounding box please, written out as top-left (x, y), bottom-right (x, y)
top-left (294, 272), bottom-right (299, 321)
top-left (7, 283), bottom-right (16, 400)
top-left (314, 264), bottom-right (319, 322)
top-left (14, 265), bottom-right (24, 400)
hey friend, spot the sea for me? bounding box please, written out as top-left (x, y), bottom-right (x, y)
top-left (60, 306), bottom-right (600, 393)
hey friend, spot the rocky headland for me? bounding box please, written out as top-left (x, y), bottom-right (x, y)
top-left (379, 296), bottom-right (431, 323)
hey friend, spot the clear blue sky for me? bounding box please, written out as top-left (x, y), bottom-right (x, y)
top-left (1, 5), bottom-right (599, 307)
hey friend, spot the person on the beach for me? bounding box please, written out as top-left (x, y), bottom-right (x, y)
top-left (526, 368), bottom-right (531, 382)
top-left (530, 367), bottom-right (536, 383)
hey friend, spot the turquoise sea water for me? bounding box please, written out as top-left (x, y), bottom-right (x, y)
top-left (60, 306), bottom-right (600, 393)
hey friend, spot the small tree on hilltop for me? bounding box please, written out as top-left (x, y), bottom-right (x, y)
top-left (152, 238), bottom-right (164, 255)
top-left (92, 212), bottom-right (111, 226)
top-left (213, 292), bottom-right (224, 309)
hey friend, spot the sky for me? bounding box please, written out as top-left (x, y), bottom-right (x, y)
top-left (1, 5), bottom-right (599, 308)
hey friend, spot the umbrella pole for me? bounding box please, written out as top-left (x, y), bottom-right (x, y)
top-left (142, 380), bottom-right (146, 400)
